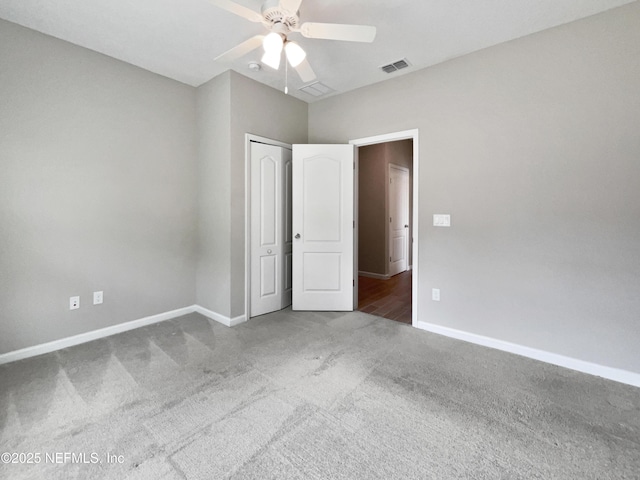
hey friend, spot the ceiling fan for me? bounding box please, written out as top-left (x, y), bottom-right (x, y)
top-left (208, 0), bottom-right (377, 83)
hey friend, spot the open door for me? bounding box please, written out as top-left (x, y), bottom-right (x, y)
top-left (250, 141), bottom-right (292, 317)
top-left (292, 144), bottom-right (354, 311)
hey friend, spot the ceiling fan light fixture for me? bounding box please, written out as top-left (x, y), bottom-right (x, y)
top-left (261, 50), bottom-right (281, 69)
top-left (263, 32), bottom-right (284, 54)
top-left (210, 0), bottom-right (376, 85)
top-left (284, 41), bottom-right (306, 67)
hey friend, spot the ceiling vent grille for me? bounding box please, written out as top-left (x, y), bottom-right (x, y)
top-left (299, 81), bottom-right (334, 97)
top-left (380, 58), bottom-right (411, 73)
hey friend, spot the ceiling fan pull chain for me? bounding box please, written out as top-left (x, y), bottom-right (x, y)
top-left (285, 56), bottom-right (289, 95)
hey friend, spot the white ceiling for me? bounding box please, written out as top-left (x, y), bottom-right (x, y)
top-left (0, 0), bottom-right (635, 102)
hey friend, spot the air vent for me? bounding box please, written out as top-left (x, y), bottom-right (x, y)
top-left (299, 81), bottom-right (334, 97)
top-left (380, 58), bottom-right (411, 74)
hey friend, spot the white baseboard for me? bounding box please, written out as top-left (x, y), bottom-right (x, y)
top-left (358, 271), bottom-right (391, 280)
top-left (5, 308), bottom-right (636, 388)
top-left (0, 304), bottom-right (246, 365)
top-left (194, 305), bottom-right (246, 327)
top-left (416, 321), bottom-right (640, 388)
top-left (0, 305), bottom-right (195, 365)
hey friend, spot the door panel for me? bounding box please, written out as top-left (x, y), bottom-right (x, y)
top-left (251, 142), bottom-right (291, 317)
top-left (391, 236), bottom-right (405, 263)
top-left (389, 164), bottom-right (409, 276)
top-left (303, 253), bottom-right (342, 291)
top-left (260, 157), bottom-right (277, 246)
top-left (260, 255), bottom-right (277, 296)
top-left (293, 145), bottom-right (354, 311)
top-left (303, 157), bottom-right (342, 242)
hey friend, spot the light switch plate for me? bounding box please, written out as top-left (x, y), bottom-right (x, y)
top-left (433, 214), bottom-right (451, 227)
top-left (70, 296), bottom-right (80, 310)
top-left (432, 288), bottom-right (440, 301)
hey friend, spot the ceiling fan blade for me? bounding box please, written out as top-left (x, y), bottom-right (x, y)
top-left (206, 0), bottom-right (263, 23)
top-left (215, 35), bottom-right (265, 62)
top-left (299, 22), bottom-right (376, 43)
top-left (294, 58), bottom-right (317, 83)
top-left (279, 0), bottom-right (303, 15)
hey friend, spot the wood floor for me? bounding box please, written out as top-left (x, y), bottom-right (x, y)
top-left (357, 270), bottom-right (412, 324)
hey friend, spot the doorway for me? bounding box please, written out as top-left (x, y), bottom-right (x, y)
top-left (350, 130), bottom-right (419, 326)
top-left (245, 130), bottom-right (419, 325)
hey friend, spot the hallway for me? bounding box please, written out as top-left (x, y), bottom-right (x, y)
top-left (358, 270), bottom-right (412, 324)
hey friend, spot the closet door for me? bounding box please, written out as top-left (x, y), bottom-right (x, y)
top-left (282, 150), bottom-right (293, 309)
top-left (250, 142), bottom-right (292, 317)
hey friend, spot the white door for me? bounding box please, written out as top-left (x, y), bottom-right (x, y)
top-left (388, 164), bottom-right (410, 276)
top-left (292, 144), bottom-right (354, 311)
top-left (283, 153), bottom-right (293, 308)
top-left (250, 142), bottom-right (292, 317)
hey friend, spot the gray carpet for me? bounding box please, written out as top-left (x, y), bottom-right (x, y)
top-left (1, 309), bottom-right (638, 479)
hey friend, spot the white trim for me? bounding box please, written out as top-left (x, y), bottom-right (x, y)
top-left (194, 305), bottom-right (246, 327)
top-left (351, 130), bottom-right (419, 146)
top-left (245, 134), bottom-right (293, 321)
top-left (0, 305), bottom-right (193, 365)
top-left (353, 146), bottom-right (359, 309)
top-left (358, 271), bottom-right (391, 280)
top-left (0, 304), bottom-right (246, 365)
top-left (350, 129), bottom-right (419, 327)
top-left (416, 321), bottom-right (640, 388)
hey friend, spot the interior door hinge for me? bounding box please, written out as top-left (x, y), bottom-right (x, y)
top-left (353, 220), bottom-right (355, 228)
top-left (353, 279), bottom-right (355, 286)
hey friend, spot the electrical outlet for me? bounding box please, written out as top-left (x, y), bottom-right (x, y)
top-left (432, 288), bottom-right (440, 301)
top-left (70, 296), bottom-right (80, 310)
top-left (93, 291), bottom-right (103, 305)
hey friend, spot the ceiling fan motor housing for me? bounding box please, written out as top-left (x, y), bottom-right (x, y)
top-left (261, 0), bottom-right (299, 33)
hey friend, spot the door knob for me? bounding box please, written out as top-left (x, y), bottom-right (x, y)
top-left (404, 224), bottom-right (409, 228)
top-left (267, 249), bottom-right (272, 254)
top-left (295, 233), bottom-right (301, 239)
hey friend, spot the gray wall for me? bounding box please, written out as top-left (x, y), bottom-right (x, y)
top-left (196, 71), bottom-right (232, 316)
top-left (309, 3), bottom-right (640, 373)
top-left (358, 140), bottom-right (413, 275)
top-left (0, 19), bottom-right (306, 351)
top-left (196, 71), bottom-right (308, 318)
top-left (0, 20), bottom-right (198, 354)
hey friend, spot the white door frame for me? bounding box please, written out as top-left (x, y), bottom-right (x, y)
top-left (245, 133), bottom-right (292, 320)
top-left (350, 129), bottom-right (419, 327)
